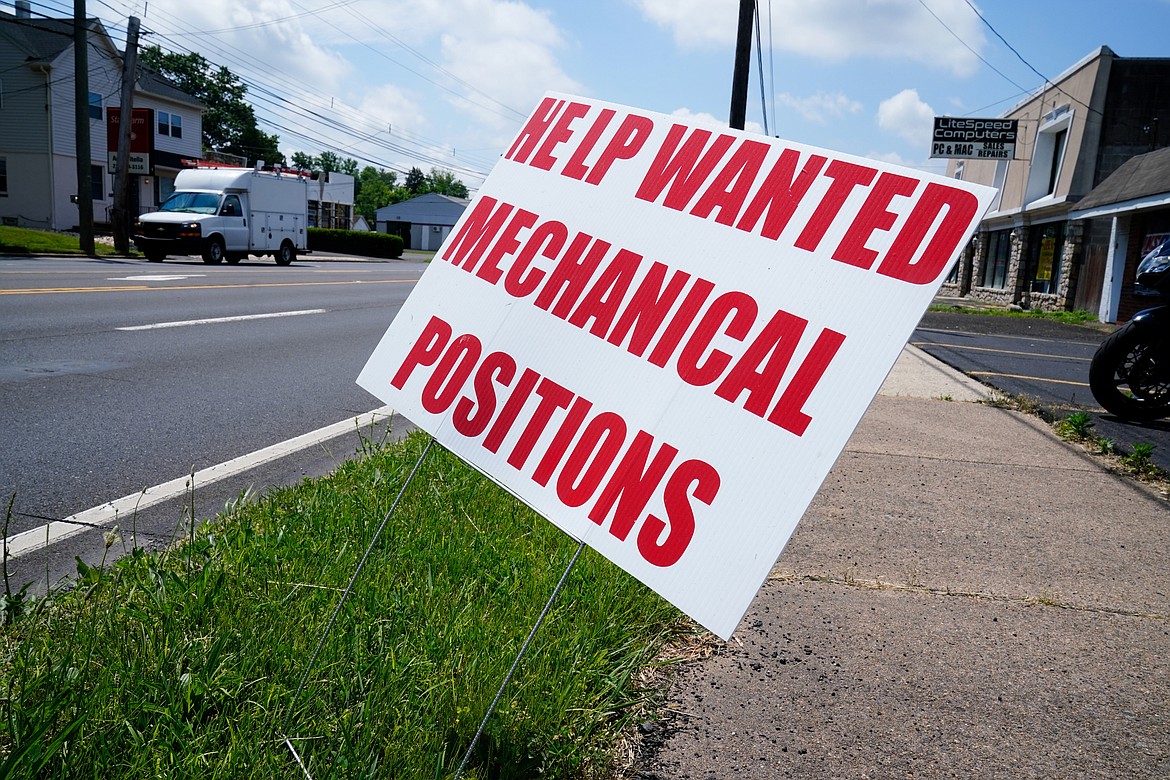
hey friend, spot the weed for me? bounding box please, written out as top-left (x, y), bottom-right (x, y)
top-left (980, 391), bottom-right (1048, 419)
top-left (1055, 412), bottom-right (1095, 441)
top-left (1123, 442), bottom-right (1159, 478)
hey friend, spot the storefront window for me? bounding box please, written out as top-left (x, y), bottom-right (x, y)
top-left (1025, 222), bottom-right (1065, 295)
top-left (981, 229), bottom-right (1011, 289)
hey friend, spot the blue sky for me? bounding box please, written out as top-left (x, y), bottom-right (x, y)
top-left (52, 0), bottom-right (1170, 189)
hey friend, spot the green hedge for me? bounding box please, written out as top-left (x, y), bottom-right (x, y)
top-left (307, 227), bottom-right (403, 258)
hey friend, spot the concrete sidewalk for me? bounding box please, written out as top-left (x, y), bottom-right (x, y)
top-left (634, 347), bottom-right (1170, 778)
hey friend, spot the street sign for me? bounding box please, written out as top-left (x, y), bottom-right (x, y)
top-left (107, 152), bottom-right (149, 175)
top-left (930, 117), bottom-right (1018, 159)
top-left (359, 93), bottom-right (996, 639)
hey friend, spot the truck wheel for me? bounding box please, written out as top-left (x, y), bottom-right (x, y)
top-left (145, 251), bottom-right (166, 263)
top-left (202, 236), bottom-right (226, 264)
top-left (275, 241), bottom-right (296, 266)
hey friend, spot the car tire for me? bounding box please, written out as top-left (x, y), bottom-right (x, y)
top-left (275, 240), bottom-right (296, 266)
top-left (202, 236), bottom-right (226, 264)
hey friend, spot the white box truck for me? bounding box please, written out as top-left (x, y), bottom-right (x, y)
top-left (133, 165), bottom-right (309, 265)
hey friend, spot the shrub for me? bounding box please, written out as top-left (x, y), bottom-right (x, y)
top-left (307, 227), bottom-right (403, 258)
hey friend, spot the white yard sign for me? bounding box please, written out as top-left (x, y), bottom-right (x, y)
top-left (359, 94), bottom-right (996, 639)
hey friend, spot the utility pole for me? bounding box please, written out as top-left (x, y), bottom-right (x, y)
top-left (73, 0), bottom-right (95, 254)
top-left (112, 15), bottom-right (140, 254)
top-left (729, 0), bottom-right (754, 130)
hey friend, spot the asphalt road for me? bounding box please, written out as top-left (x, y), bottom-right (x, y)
top-left (1, 252), bottom-right (424, 590)
top-left (913, 310), bottom-right (1170, 472)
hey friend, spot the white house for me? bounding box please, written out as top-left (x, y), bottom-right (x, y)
top-left (305, 169), bottom-right (355, 230)
top-left (0, 6), bottom-right (203, 231)
top-left (375, 192), bottom-right (470, 251)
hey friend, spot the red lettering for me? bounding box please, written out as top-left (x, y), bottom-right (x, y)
top-left (421, 333), bottom-right (481, 415)
top-left (647, 277), bottom-right (716, 368)
top-left (637, 459), bottom-right (719, 567)
top-left (507, 378), bottom-right (574, 470)
top-left (793, 160), bottom-right (877, 252)
top-left (833, 172), bottom-right (918, 270)
top-left (483, 368), bottom-right (540, 454)
top-left (588, 431), bottom-right (678, 541)
top-left (767, 328), bottom-right (846, 436)
top-left (391, 315), bottom-right (452, 389)
top-left (556, 412), bottom-right (627, 507)
top-left (567, 248), bottom-right (642, 337)
top-left (505, 96), bottom-right (563, 164)
top-left (505, 220), bottom-right (567, 298)
top-left (714, 308), bottom-right (807, 416)
top-left (877, 182), bottom-right (979, 285)
top-left (532, 396), bottom-right (593, 486)
top-left (690, 139), bottom-right (771, 226)
top-left (531, 101), bottom-right (590, 171)
top-left (584, 113), bottom-right (654, 185)
top-left (607, 262), bottom-right (691, 357)
top-left (676, 291), bottom-right (757, 386)
top-left (477, 208), bottom-right (539, 284)
top-left (736, 149), bottom-right (827, 239)
top-left (634, 124), bottom-right (737, 210)
top-left (563, 108), bottom-right (616, 181)
top-left (452, 351), bottom-right (516, 438)
top-left (440, 196), bottom-right (513, 272)
top-left (534, 234), bottom-right (612, 319)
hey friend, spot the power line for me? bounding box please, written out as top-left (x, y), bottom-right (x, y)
top-left (30, 0), bottom-right (503, 181)
top-left (914, 0), bottom-right (1031, 96)
top-left (956, 0), bottom-right (1103, 118)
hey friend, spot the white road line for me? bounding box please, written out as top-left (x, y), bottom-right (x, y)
top-left (117, 309), bottom-right (326, 331)
top-left (112, 275), bottom-right (207, 281)
top-left (3, 405), bottom-right (398, 559)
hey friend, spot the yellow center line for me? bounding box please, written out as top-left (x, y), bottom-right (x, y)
top-left (911, 341), bottom-right (1091, 361)
top-left (967, 371), bottom-right (1089, 387)
top-left (0, 279), bottom-right (417, 295)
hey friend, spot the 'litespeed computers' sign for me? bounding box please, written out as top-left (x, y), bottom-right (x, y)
top-left (931, 116), bottom-right (1017, 159)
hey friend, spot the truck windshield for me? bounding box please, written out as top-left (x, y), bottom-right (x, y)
top-left (157, 192), bottom-right (221, 215)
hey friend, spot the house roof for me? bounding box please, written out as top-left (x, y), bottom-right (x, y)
top-left (138, 68), bottom-right (204, 109)
top-left (0, 12), bottom-right (201, 109)
top-left (1070, 146), bottom-right (1170, 219)
top-left (0, 11), bottom-right (82, 63)
top-left (376, 192), bottom-right (471, 226)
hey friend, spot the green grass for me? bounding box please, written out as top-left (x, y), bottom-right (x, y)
top-left (1, 432), bottom-right (687, 778)
top-left (0, 225), bottom-right (120, 256)
top-left (928, 303), bottom-right (1101, 326)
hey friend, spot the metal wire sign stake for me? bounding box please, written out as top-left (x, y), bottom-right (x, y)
top-left (280, 436), bottom-right (435, 775)
top-left (452, 539), bottom-right (587, 780)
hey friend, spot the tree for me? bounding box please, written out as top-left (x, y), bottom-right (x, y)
top-left (404, 166), bottom-right (427, 195)
top-left (313, 151), bottom-right (360, 177)
top-left (354, 166), bottom-right (409, 224)
top-left (138, 46), bottom-right (284, 166)
top-left (427, 168), bottom-right (469, 199)
top-left (290, 151), bottom-right (316, 171)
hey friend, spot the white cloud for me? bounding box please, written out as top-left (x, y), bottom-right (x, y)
top-left (670, 108), bottom-right (765, 135)
top-left (627, 0), bottom-right (986, 75)
top-left (877, 88), bottom-right (935, 148)
top-left (777, 92), bottom-right (863, 124)
top-left (628, 0), bottom-right (740, 47)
